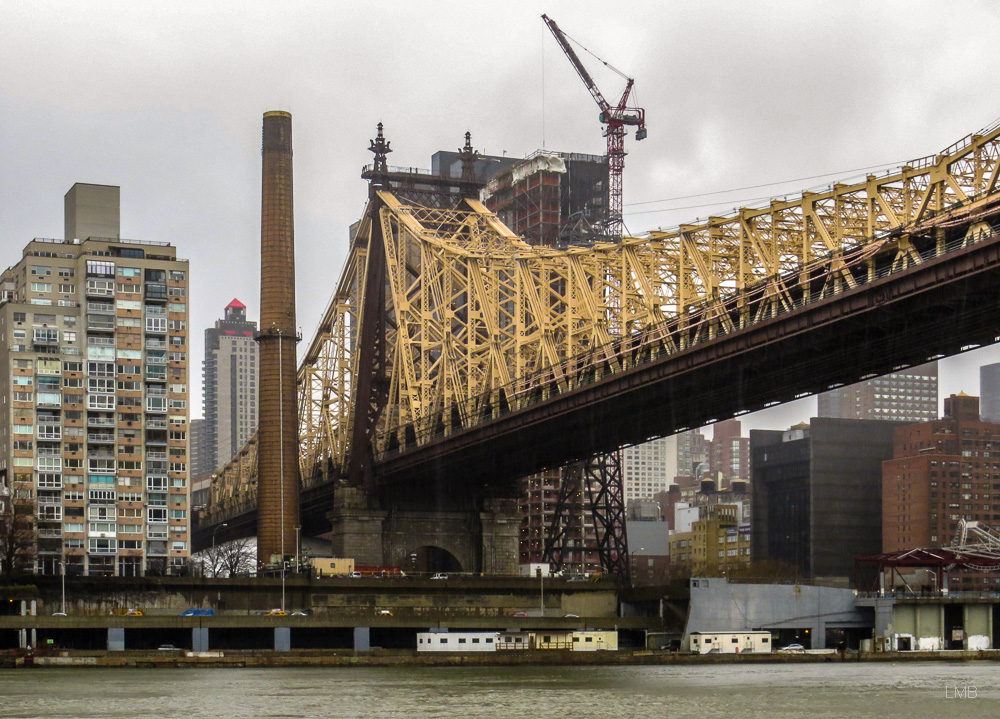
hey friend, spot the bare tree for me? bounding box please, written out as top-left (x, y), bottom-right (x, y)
top-left (0, 481), bottom-right (35, 576)
top-left (219, 537), bottom-right (256, 577)
top-left (199, 536), bottom-right (256, 577)
top-left (199, 543), bottom-right (223, 578)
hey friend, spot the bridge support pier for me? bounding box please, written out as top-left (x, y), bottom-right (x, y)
top-left (328, 488), bottom-right (520, 574)
top-left (479, 498), bottom-right (520, 575)
top-left (192, 627), bottom-right (209, 652)
top-left (274, 627), bottom-right (290, 652)
top-left (328, 487), bottom-right (388, 566)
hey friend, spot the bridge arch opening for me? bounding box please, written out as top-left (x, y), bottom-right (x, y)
top-left (410, 546), bottom-right (462, 574)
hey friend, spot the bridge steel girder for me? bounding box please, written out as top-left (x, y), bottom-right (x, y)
top-left (197, 119), bottom-right (1000, 551)
top-left (374, 222), bottom-right (1000, 489)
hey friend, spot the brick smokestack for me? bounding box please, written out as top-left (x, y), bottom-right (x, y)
top-left (256, 111), bottom-right (300, 566)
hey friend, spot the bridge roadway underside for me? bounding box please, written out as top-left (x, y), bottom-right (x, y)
top-left (377, 234), bottom-right (1000, 490)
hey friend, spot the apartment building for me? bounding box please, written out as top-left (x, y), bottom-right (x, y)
top-left (668, 503), bottom-right (751, 575)
top-left (0, 183), bottom-right (190, 577)
top-left (818, 362), bottom-right (939, 423)
top-left (882, 393), bottom-right (1000, 590)
top-left (202, 299), bottom-right (258, 472)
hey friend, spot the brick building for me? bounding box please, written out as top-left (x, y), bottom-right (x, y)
top-left (882, 393), bottom-right (1000, 591)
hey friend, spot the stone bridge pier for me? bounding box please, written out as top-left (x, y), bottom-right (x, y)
top-left (327, 488), bottom-right (519, 574)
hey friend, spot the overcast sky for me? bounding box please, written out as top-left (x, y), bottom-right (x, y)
top-left (3, 1), bottom-right (1000, 436)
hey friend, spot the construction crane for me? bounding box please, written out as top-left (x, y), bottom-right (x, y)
top-left (542, 13), bottom-right (647, 240)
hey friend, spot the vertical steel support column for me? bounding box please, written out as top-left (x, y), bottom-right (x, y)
top-left (256, 111), bottom-right (300, 566)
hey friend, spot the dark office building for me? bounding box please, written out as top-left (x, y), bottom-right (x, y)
top-left (980, 363), bottom-right (1000, 423)
top-left (751, 418), bottom-right (902, 582)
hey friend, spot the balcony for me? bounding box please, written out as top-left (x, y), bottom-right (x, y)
top-left (146, 472), bottom-right (168, 487)
top-left (144, 283), bottom-right (167, 301)
top-left (86, 301), bottom-right (115, 314)
top-left (145, 367), bottom-right (167, 382)
top-left (32, 330), bottom-right (60, 346)
top-left (37, 426), bottom-right (62, 441)
top-left (85, 280), bottom-right (115, 298)
top-left (86, 432), bottom-right (115, 444)
top-left (86, 317), bottom-right (115, 332)
top-left (146, 417), bottom-right (168, 429)
top-left (87, 416), bottom-right (115, 428)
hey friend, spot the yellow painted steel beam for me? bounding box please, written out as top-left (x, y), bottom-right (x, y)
top-left (202, 120), bottom-right (1000, 524)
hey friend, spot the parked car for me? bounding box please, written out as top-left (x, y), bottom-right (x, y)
top-left (376, 609), bottom-right (393, 616)
top-left (180, 608), bottom-right (214, 616)
top-left (51, 612), bottom-right (67, 617)
top-left (157, 644), bottom-right (179, 651)
top-left (266, 608), bottom-right (287, 616)
top-left (431, 573), bottom-right (449, 580)
top-left (509, 611), bottom-right (529, 617)
top-left (348, 571), bottom-right (363, 578)
top-left (779, 643), bottom-right (805, 652)
top-left (125, 609), bottom-right (143, 616)
top-left (290, 611), bottom-right (308, 616)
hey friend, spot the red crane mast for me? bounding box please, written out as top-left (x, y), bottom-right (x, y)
top-left (542, 14), bottom-right (647, 240)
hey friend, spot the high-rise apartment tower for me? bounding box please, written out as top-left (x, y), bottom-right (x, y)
top-left (818, 363), bottom-right (939, 423)
top-left (0, 183), bottom-right (190, 577)
top-left (201, 299), bottom-right (258, 472)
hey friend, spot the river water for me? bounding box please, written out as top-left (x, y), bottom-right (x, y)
top-left (0, 662), bottom-right (996, 718)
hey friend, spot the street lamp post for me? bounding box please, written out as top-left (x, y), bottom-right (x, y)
top-left (279, 328), bottom-right (285, 614)
top-left (60, 559), bottom-right (66, 615)
top-left (211, 522), bottom-right (229, 578)
top-left (295, 525), bottom-right (301, 574)
top-left (539, 567), bottom-right (544, 617)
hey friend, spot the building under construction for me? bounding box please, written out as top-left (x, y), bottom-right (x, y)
top-left (482, 151), bottom-right (609, 247)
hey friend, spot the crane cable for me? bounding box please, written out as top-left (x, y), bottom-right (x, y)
top-left (559, 26), bottom-right (632, 82)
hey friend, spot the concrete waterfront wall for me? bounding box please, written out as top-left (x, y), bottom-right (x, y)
top-left (685, 578), bottom-right (868, 649)
top-left (5, 574), bottom-right (618, 619)
top-left (884, 600), bottom-right (995, 651)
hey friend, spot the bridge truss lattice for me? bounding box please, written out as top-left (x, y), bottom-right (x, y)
top-left (206, 119), bottom-right (1000, 575)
